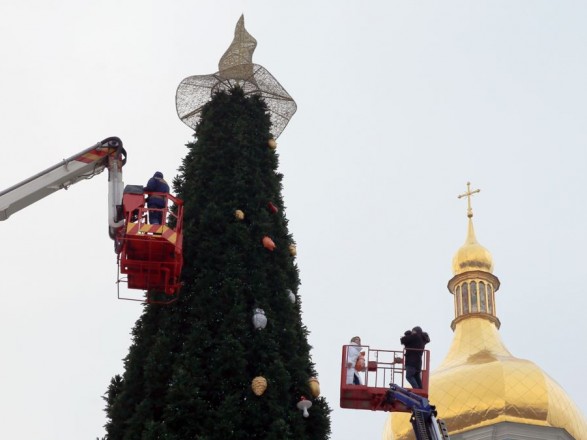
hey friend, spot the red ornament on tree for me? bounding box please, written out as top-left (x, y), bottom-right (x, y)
top-left (262, 236), bottom-right (276, 251)
top-left (267, 202), bottom-right (278, 214)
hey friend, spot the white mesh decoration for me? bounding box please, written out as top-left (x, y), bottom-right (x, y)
top-left (176, 15), bottom-right (297, 139)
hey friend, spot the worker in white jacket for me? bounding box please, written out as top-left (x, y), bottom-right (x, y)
top-left (345, 336), bottom-right (364, 385)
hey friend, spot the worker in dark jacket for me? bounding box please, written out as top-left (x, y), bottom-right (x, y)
top-left (400, 326), bottom-right (430, 389)
top-left (145, 171), bottom-right (169, 224)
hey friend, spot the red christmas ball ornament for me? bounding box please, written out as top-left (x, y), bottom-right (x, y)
top-left (262, 236), bottom-right (276, 251)
top-left (267, 202), bottom-right (278, 214)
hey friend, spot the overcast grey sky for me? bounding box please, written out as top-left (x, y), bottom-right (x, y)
top-left (1, 2), bottom-right (586, 439)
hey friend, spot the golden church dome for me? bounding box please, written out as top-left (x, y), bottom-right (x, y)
top-left (451, 218), bottom-right (494, 275)
top-left (385, 318), bottom-right (587, 439)
top-left (384, 184), bottom-right (587, 439)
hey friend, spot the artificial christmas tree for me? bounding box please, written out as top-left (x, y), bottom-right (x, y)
top-left (102, 16), bottom-right (331, 440)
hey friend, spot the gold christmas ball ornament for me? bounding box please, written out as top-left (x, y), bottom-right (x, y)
top-left (251, 376), bottom-right (268, 396)
top-left (268, 138), bottom-right (277, 149)
top-left (308, 377), bottom-right (321, 398)
top-left (288, 244), bottom-right (297, 256)
top-left (234, 209), bottom-right (245, 220)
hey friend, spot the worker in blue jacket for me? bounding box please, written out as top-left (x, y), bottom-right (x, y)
top-left (145, 171), bottom-right (169, 224)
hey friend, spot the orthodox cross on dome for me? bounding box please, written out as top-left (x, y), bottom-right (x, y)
top-left (175, 15), bottom-right (297, 138)
top-left (457, 182), bottom-right (481, 218)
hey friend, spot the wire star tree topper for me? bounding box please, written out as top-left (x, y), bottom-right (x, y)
top-left (176, 15), bottom-right (297, 138)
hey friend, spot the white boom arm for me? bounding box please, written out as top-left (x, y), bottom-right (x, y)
top-left (0, 137), bottom-right (126, 238)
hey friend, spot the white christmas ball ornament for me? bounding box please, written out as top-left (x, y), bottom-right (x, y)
top-left (252, 308), bottom-right (267, 330)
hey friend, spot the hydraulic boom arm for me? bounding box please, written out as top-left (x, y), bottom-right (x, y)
top-left (0, 137), bottom-right (126, 238)
top-left (385, 384), bottom-right (450, 440)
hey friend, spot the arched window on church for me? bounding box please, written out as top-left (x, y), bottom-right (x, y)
top-left (471, 281), bottom-right (478, 312)
top-left (487, 284), bottom-right (494, 314)
top-left (462, 282), bottom-right (469, 314)
top-left (479, 282), bottom-right (487, 312)
top-left (456, 285), bottom-right (462, 316)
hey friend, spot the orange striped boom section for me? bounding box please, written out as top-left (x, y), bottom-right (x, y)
top-left (75, 147), bottom-right (115, 164)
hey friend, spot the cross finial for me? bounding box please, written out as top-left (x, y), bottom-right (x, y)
top-left (457, 182), bottom-right (481, 218)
